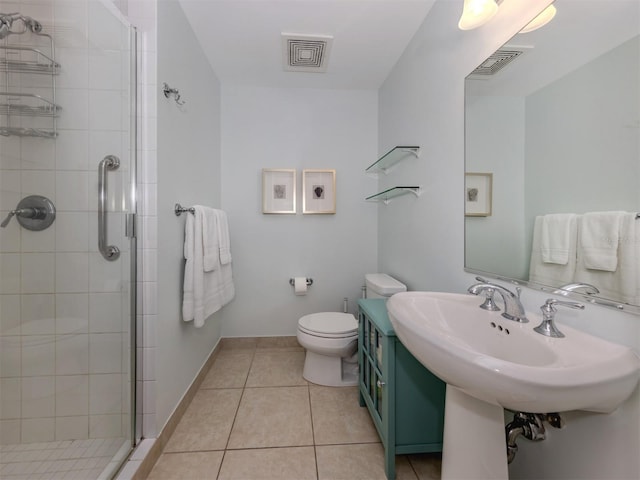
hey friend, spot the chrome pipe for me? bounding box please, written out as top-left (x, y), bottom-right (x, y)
top-left (98, 155), bottom-right (120, 261)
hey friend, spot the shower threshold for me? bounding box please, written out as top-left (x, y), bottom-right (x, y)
top-left (0, 437), bottom-right (128, 479)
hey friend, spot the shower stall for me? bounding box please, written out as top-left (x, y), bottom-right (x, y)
top-left (0, 1), bottom-right (137, 478)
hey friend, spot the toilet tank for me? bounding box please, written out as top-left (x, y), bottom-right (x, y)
top-left (365, 273), bottom-right (406, 299)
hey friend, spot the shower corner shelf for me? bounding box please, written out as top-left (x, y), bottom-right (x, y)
top-left (366, 186), bottom-right (422, 205)
top-left (0, 34), bottom-right (61, 138)
top-left (365, 146), bottom-right (421, 175)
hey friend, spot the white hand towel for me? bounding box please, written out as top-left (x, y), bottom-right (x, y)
top-left (529, 216), bottom-right (578, 286)
top-left (182, 211), bottom-right (195, 322)
top-left (580, 211), bottom-right (626, 271)
top-left (574, 212), bottom-right (637, 304)
top-left (541, 214), bottom-right (577, 265)
top-left (202, 206), bottom-right (220, 272)
top-left (215, 209), bottom-right (232, 265)
top-left (182, 206), bottom-right (225, 327)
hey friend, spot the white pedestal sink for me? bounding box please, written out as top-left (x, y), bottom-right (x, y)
top-left (387, 291), bottom-right (640, 480)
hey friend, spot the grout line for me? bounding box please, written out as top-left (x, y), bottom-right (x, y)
top-left (222, 347), bottom-right (255, 452)
top-left (308, 383), bottom-right (320, 480)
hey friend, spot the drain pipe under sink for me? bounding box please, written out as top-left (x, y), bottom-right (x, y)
top-left (506, 412), bottom-right (564, 463)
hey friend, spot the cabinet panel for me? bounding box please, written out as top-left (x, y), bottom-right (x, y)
top-left (358, 298), bottom-right (445, 480)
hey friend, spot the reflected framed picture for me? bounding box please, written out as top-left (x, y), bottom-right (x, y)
top-left (302, 169), bottom-right (336, 214)
top-left (465, 172), bottom-right (492, 217)
top-left (262, 168), bottom-right (296, 214)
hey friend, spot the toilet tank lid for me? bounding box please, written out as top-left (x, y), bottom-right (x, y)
top-left (299, 312), bottom-right (357, 335)
top-left (365, 273), bottom-right (407, 295)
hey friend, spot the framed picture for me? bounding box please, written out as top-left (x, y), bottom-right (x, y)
top-left (262, 169), bottom-right (296, 214)
top-left (465, 172), bottom-right (492, 217)
top-left (302, 169), bottom-right (336, 214)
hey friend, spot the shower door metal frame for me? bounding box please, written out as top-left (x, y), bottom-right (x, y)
top-left (127, 25), bottom-right (140, 451)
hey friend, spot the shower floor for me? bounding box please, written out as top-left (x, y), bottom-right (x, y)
top-left (0, 437), bottom-right (129, 479)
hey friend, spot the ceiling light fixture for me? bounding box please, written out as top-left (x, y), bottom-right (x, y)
top-left (519, 4), bottom-right (557, 33)
top-left (458, 0), bottom-right (499, 30)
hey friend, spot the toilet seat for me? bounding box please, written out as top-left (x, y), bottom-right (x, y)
top-left (298, 312), bottom-right (357, 339)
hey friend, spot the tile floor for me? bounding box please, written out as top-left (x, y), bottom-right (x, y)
top-left (0, 437), bottom-right (128, 479)
top-left (146, 337), bottom-right (441, 480)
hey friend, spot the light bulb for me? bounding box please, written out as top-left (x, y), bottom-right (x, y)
top-left (458, 0), bottom-right (499, 31)
top-left (520, 4), bottom-right (557, 33)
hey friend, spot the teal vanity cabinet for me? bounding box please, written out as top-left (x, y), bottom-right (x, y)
top-left (358, 298), bottom-right (446, 480)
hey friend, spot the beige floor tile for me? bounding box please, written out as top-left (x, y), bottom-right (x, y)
top-left (408, 452), bottom-right (442, 479)
top-left (227, 386), bottom-right (313, 449)
top-left (256, 336), bottom-right (303, 352)
top-left (164, 389), bottom-right (242, 452)
top-left (310, 385), bottom-right (380, 445)
top-left (218, 446), bottom-right (316, 480)
top-left (245, 351), bottom-right (307, 387)
top-left (201, 350), bottom-right (254, 389)
top-left (220, 337), bottom-right (258, 350)
top-left (147, 451), bottom-right (224, 480)
top-left (316, 443), bottom-right (418, 480)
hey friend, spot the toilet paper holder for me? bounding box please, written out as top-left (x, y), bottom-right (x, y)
top-left (289, 278), bottom-right (313, 287)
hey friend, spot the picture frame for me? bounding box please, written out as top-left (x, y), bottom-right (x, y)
top-left (262, 168), bottom-right (296, 214)
top-left (465, 172), bottom-right (492, 217)
top-left (302, 169), bottom-right (336, 214)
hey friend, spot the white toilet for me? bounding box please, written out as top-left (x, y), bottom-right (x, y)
top-left (296, 273), bottom-right (406, 387)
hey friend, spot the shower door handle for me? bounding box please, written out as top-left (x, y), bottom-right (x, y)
top-left (98, 155), bottom-right (121, 261)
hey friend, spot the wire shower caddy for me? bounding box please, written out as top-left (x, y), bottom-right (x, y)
top-left (0, 13), bottom-right (61, 138)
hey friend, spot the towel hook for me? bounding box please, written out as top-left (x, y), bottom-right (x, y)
top-left (163, 83), bottom-right (186, 106)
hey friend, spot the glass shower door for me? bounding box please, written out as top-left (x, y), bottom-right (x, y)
top-left (0, 1), bottom-right (136, 478)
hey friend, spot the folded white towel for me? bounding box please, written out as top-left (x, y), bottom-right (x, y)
top-left (580, 211), bottom-right (626, 271)
top-left (574, 213), bottom-right (638, 304)
top-left (182, 206), bottom-right (235, 327)
top-left (541, 214), bottom-right (576, 265)
top-left (529, 216), bottom-right (578, 286)
top-left (182, 211), bottom-right (195, 322)
top-left (215, 209), bottom-right (232, 265)
top-left (201, 206), bottom-right (220, 272)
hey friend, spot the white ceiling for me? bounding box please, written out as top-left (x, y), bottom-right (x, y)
top-left (467, 0), bottom-right (640, 96)
top-left (177, 0), bottom-right (437, 90)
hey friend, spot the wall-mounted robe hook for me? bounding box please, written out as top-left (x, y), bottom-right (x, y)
top-left (163, 82), bottom-right (185, 106)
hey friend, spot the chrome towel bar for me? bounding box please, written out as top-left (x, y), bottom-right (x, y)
top-left (175, 203), bottom-right (195, 216)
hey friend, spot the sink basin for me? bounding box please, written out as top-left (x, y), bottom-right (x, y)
top-left (387, 291), bottom-right (640, 413)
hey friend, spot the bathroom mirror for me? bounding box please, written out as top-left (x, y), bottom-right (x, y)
top-left (464, 0), bottom-right (640, 312)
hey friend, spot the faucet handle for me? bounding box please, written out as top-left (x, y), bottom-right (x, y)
top-left (542, 298), bottom-right (585, 312)
top-left (478, 287), bottom-right (501, 312)
top-left (534, 299), bottom-right (585, 338)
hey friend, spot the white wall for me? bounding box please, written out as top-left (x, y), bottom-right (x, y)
top-left (525, 35), bottom-right (639, 217)
top-left (155, 0), bottom-right (222, 431)
top-left (220, 86), bottom-right (378, 337)
top-left (379, 0), bottom-right (640, 478)
top-left (465, 95), bottom-right (527, 279)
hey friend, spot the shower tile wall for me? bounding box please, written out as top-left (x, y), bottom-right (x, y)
top-left (0, 0), bottom-right (131, 445)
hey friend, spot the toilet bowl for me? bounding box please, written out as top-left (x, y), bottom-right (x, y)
top-left (297, 312), bottom-right (358, 387)
top-left (296, 273), bottom-right (407, 388)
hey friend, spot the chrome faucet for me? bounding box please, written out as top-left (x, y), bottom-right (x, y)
top-left (552, 282), bottom-right (600, 296)
top-left (533, 299), bottom-right (585, 338)
top-left (467, 277), bottom-right (528, 323)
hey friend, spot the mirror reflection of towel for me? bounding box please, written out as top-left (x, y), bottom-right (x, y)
top-left (541, 214), bottom-right (577, 265)
top-left (575, 212), bottom-right (638, 305)
top-left (580, 211), bottom-right (625, 272)
top-left (529, 216), bottom-right (577, 286)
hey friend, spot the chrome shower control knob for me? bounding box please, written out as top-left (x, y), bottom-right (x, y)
top-left (1, 195), bottom-right (56, 231)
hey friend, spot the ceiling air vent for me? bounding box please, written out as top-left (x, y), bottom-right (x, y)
top-left (470, 45), bottom-right (532, 77)
top-left (282, 33), bottom-right (333, 73)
